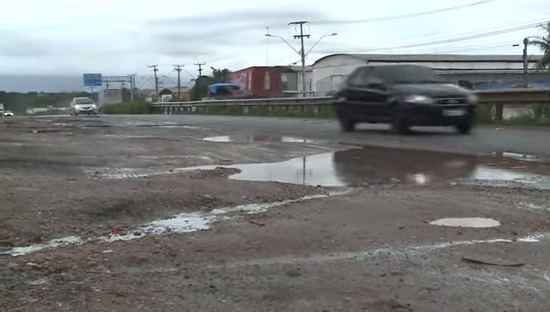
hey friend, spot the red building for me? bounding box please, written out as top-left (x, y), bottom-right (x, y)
top-left (229, 66), bottom-right (284, 98)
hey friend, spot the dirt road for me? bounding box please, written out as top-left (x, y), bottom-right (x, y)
top-left (1, 115), bottom-right (550, 311)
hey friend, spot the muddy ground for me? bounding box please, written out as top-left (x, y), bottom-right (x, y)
top-left (1, 116), bottom-right (550, 311)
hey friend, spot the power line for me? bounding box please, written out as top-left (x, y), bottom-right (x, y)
top-left (311, 0), bottom-right (500, 25)
top-left (320, 19), bottom-right (547, 54)
top-left (429, 43), bottom-right (516, 54)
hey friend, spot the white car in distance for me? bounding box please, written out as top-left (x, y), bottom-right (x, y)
top-left (3, 110), bottom-right (13, 117)
top-left (70, 97), bottom-right (98, 116)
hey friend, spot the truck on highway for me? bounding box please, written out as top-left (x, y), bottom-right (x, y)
top-left (0, 103), bottom-right (4, 116)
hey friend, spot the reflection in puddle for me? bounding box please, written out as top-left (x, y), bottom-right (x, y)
top-left (203, 134), bottom-right (315, 143)
top-left (430, 218), bottom-right (501, 228)
top-left (498, 152), bottom-right (546, 162)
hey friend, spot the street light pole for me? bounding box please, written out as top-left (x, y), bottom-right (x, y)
top-left (289, 21), bottom-right (310, 97)
top-left (265, 28), bottom-right (337, 97)
top-left (522, 37), bottom-right (529, 87)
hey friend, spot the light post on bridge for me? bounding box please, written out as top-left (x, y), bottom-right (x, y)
top-left (513, 36), bottom-right (537, 87)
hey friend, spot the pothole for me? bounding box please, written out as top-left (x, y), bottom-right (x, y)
top-left (429, 217), bottom-right (500, 228)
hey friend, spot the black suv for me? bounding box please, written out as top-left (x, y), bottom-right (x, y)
top-left (332, 64), bottom-right (478, 134)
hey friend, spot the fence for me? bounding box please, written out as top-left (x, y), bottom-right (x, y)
top-left (152, 88), bottom-right (550, 122)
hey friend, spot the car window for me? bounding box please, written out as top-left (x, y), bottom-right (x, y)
top-left (346, 69), bottom-right (363, 86)
top-left (373, 65), bottom-right (437, 84)
top-left (75, 98), bottom-right (94, 104)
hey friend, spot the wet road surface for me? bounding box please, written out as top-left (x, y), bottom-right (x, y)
top-left (106, 114), bottom-right (550, 157)
top-left (2, 115), bottom-right (550, 311)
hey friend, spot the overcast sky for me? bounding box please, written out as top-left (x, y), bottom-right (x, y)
top-left (0, 0), bottom-right (548, 79)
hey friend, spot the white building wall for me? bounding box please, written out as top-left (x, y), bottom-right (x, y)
top-left (311, 54), bottom-right (534, 93)
top-left (312, 55), bottom-right (365, 93)
top-left (98, 89), bottom-right (123, 107)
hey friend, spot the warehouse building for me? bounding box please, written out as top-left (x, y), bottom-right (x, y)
top-left (311, 53), bottom-right (548, 95)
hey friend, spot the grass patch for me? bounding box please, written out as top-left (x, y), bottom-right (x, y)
top-left (102, 102), bottom-right (153, 114)
top-left (476, 104), bottom-right (550, 125)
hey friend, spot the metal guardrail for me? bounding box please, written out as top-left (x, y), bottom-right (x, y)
top-left (153, 88), bottom-right (550, 106)
top-left (152, 88), bottom-right (550, 122)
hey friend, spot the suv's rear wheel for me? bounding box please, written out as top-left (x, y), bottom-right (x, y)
top-left (339, 117), bottom-right (355, 132)
top-left (336, 97), bottom-right (355, 132)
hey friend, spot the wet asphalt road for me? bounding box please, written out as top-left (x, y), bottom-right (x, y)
top-left (4, 115), bottom-right (550, 311)
top-left (103, 114), bottom-right (550, 156)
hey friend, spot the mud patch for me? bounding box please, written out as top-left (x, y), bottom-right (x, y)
top-left (202, 134), bottom-right (316, 144)
top-left (429, 218), bottom-right (500, 228)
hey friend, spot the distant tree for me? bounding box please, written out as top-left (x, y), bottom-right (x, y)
top-left (529, 22), bottom-right (550, 69)
top-left (190, 75), bottom-right (212, 101)
top-left (189, 68), bottom-right (232, 100)
top-left (211, 68), bottom-right (232, 83)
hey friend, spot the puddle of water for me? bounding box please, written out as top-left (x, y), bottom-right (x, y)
top-left (203, 134), bottom-right (315, 143)
top-left (0, 190), bottom-right (350, 257)
top-left (429, 217), bottom-right (501, 228)
top-left (85, 146), bottom-right (550, 188)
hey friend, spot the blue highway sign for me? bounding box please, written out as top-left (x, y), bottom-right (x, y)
top-left (83, 73), bottom-right (103, 87)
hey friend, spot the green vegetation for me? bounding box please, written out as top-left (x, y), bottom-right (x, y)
top-left (102, 101), bottom-right (153, 114)
top-left (0, 91), bottom-right (92, 114)
top-left (477, 104), bottom-right (550, 125)
top-left (529, 22), bottom-right (549, 69)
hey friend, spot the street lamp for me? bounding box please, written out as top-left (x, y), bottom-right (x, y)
top-left (264, 32), bottom-right (337, 96)
top-left (305, 33), bottom-right (338, 58)
top-left (265, 34), bottom-right (301, 56)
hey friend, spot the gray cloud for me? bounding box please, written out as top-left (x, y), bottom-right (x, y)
top-left (0, 31), bottom-right (67, 57)
top-left (151, 8), bottom-right (328, 27)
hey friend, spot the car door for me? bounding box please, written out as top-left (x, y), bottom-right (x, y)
top-left (363, 72), bottom-right (392, 118)
top-left (346, 67), bottom-right (384, 118)
top-left (342, 68), bottom-right (363, 105)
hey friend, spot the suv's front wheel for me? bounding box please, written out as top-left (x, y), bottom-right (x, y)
top-left (455, 120), bottom-right (473, 134)
top-left (391, 105), bottom-right (410, 134)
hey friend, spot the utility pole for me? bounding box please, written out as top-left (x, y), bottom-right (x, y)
top-left (148, 65), bottom-right (159, 101)
top-left (289, 21), bottom-right (310, 97)
top-left (194, 62), bottom-right (205, 78)
top-left (522, 37), bottom-right (529, 87)
top-left (128, 74), bottom-right (136, 102)
top-left (173, 65), bottom-right (184, 99)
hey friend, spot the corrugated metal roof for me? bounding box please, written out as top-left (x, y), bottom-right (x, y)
top-left (312, 53), bottom-right (545, 66)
